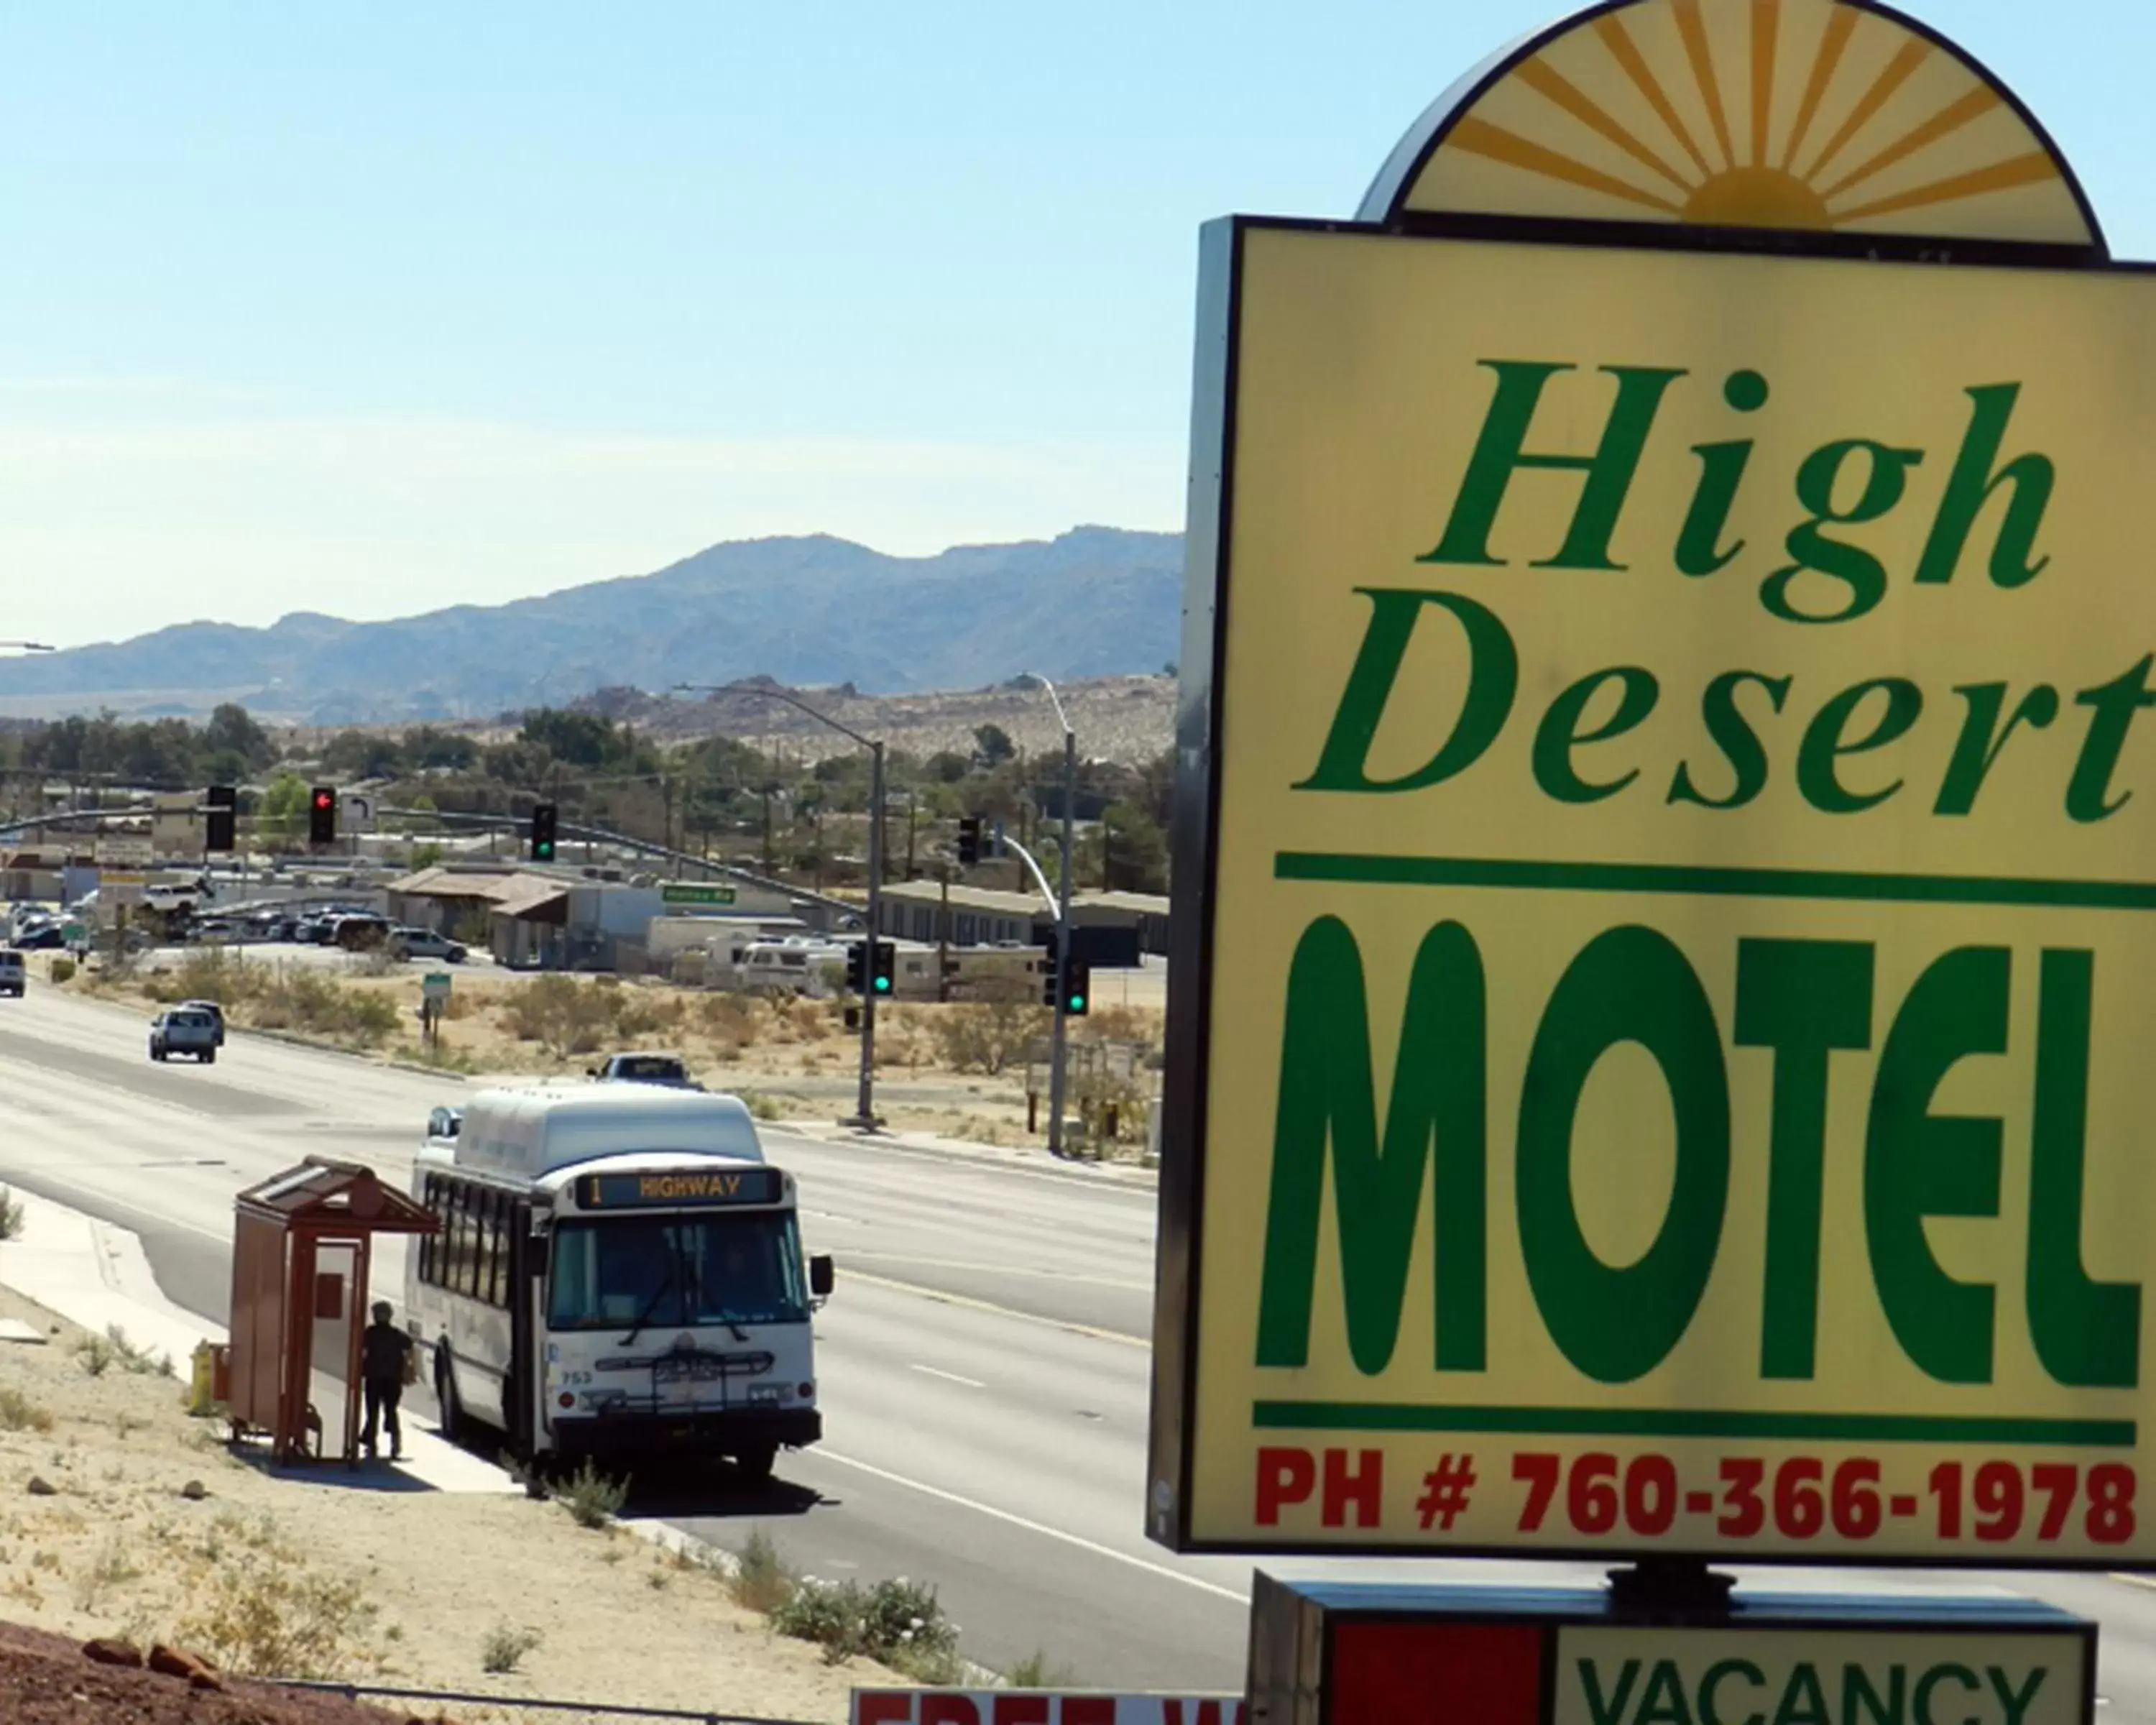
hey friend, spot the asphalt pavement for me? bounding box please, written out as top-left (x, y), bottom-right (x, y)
top-left (3, 982), bottom-right (2156, 1698)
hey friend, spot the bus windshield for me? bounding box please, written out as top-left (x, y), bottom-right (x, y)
top-left (546, 1213), bottom-right (808, 1332)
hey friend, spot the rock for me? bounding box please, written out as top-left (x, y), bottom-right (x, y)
top-left (149, 1644), bottom-right (219, 1688)
top-left (25, 1476), bottom-right (55, 1496)
top-left (180, 1479), bottom-right (208, 1501)
top-left (81, 1639), bottom-right (142, 1668)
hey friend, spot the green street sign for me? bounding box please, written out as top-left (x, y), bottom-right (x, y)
top-left (662, 883), bottom-right (737, 907)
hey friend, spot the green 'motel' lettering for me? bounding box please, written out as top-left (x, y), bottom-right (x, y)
top-left (1866, 947), bottom-right (2008, 1384)
top-left (1518, 926), bottom-right (1729, 1383)
top-left (1420, 360), bottom-right (1685, 571)
top-left (1256, 917), bottom-right (1486, 1374)
top-left (2028, 948), bottom-right (2142, 1386)
top-left (1295, 589), bottom-right (1518, 794)
top-left (1736, 940), bottom-right (1874, 1380)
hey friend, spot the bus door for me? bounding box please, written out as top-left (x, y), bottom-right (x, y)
top-left (506, 1202), bottom-right (538, 1455)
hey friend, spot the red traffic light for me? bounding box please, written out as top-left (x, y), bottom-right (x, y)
top-left (313, 791), bottom-right (333, 809)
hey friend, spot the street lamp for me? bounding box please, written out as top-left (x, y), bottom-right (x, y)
top-left (676, 681), bottom-right (887, 1131)
top-left (1028, 676), bottom-right (1078, 1158)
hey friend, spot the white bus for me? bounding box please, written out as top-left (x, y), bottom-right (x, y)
top-left (405, 1085), bottom-right (832, 1479)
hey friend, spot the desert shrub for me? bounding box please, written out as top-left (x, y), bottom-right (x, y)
top-left (0, 1387), bottom-right (52, 1432)
top-left (558, 1458), bottom-right (630, 1529)
top-left (481, 1622), bottom-right (543, 1673)
top-left (499, 975), bottom-right (617, 1059)
top-left (0, 1184), bottom-right (22, 1241)
top-left (771, 1573), bottom-right (962, 1678)
top-left (175, 1547), bottom-right (377, 1677)
top-left (1005, 1650), bottom-right (1081, 1687)
top-left (698, 993), bottom-right (760, 1051)
top-left (48, 958), bottom-right (74, 984)
top-left (727, 1527), bottom-right (797, 1614)
top-left (614, 990), bottom-right (685, 1039)
top-left (931, 1000), bottom-right (1047, 1075)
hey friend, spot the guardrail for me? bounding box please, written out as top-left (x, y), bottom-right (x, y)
top-left (272, 1679), bottom-right (818, 1724)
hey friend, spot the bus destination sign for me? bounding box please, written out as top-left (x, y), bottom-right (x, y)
top-left (576, 1168), bottom-right (782, 1210)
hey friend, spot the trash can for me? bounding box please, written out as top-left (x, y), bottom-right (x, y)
top-left (187, 1343), bottom-right (216, 1415)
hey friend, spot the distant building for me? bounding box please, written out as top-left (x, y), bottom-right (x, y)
top-left (870, 880), bottom-right (1169, 967)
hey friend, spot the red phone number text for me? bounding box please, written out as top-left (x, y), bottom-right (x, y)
top-left (1512, 1452), bottom-right (2137, 1545)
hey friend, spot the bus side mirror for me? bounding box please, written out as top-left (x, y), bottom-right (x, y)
top-left (809, 1255), bottom-right (834, 1299)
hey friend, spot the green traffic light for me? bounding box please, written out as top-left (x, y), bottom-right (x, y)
top-left (874, 976), bottom-right (891, 994)
top-left (1067, 995), bottom-right (1085, 1013)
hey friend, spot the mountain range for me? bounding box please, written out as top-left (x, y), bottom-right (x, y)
top-left (0, 527), bottom-right (1184, 724)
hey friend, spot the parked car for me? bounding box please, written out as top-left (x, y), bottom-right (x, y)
top-left (14, 926), bottom-right (65, 951)
top-left (391, 926), bottom-right (466, 962)
top-left (333, 914), bottom-right (392, 950)
top-left (178, 998), bottom-right (226, 1046)
top-left (587, 1052), bottom-right (699, 1087)
top-left (149, 1008), bottom-right (219, 1064)
top-left (0, 952), bottom-right (23, 998)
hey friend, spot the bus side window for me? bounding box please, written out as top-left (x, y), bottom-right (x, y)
top-left (419, 1176), bottom-right (441, 1286)
top-left (478, 1190), bottom-right (503, 1309)
top-left (451, 1185), bottom-right (476, 1300)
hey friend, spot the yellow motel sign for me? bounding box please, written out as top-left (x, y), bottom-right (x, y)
top-left (1148, 0), bottom-right (2156, 1566)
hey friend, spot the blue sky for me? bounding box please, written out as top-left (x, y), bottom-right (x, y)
top-left (0, 1), bottom-right (2147, 648)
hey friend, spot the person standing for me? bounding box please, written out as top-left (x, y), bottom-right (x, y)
top-left (360, 1301), bottom-right (413, 1461)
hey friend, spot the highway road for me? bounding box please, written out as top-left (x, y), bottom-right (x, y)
top-left (3, 983), bottom-right (2156, 1701)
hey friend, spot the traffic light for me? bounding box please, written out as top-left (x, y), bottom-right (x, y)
top-left (308, 786), bottom-right (337, 847)
top-left (530, 802), bottom-right (558, 862)
top-left (956, 816), bottom-right (982, 868)
top-left (871, 941), bottom-right (895, 997)
top-left (845, 941), bottom-right (867, 995)
top-left (1043, 955), bottom-right (1092, 1015)
top-left (204, 785), bottom-right (236, 853)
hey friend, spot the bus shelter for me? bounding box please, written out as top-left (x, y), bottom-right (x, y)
top-left (226, 1158), bottom-right (437, 1465)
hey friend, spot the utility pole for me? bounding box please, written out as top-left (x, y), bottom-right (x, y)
top-left (854, 740), bottom-right (886, 1130)
top-left (937, 868), bottom-right (951, 1004)
top-left (1046, 723), bottom-right (1075, 1157)
top-left (673, 680), bottom-right (885, 1131)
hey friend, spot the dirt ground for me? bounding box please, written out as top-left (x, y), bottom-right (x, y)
top-left (74, 952), bottom-right (1164, 1154)
top-left (0, 1618), bottom-right (428, 1724)
top-left (0, 1283), bottom-right (895, 1723)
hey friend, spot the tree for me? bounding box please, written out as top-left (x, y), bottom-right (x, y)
top-left (258, 773), bottom-right (310, 847)
top-left (322, 729), bottom-right (405, 780)
top-left (972, 724), bottom-right (1015, 768)
top-left (923, 750), bottom-right (972, 784)
top-left (1098, 801), bottom-right (1169, 894)
top-left (203, 703), bottom-right (274, 770)
top-left (520, 709), bottom-right (615, 769)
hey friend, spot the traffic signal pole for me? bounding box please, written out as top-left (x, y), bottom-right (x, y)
top-left (847, 739), bottom-right (885, 1131)
top-left (1046, 724), bottom-right (1075, 1158)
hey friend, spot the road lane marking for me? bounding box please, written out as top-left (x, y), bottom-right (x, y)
top-left (843, 1251), bottom-right (1150, 1292)
top-left (844, 1269), bottom-right (1146, 1348)
top-left (2109, 1573), bottom-right (2156, 1591)
top-left (910, 1363), bottom-right (986, 1389)
top-left (811, 1448), bottom-right (1248, 1606)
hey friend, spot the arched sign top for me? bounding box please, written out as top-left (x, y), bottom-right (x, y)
top-left (1359, 0), bottom-right (2104, 255)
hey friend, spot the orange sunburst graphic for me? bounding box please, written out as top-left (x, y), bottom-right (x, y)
top-left (1399, 0), bottom-right (2093, 247)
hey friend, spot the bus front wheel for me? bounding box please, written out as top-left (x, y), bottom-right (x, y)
top-left (732, 1443), bottom-right (778, 1484)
